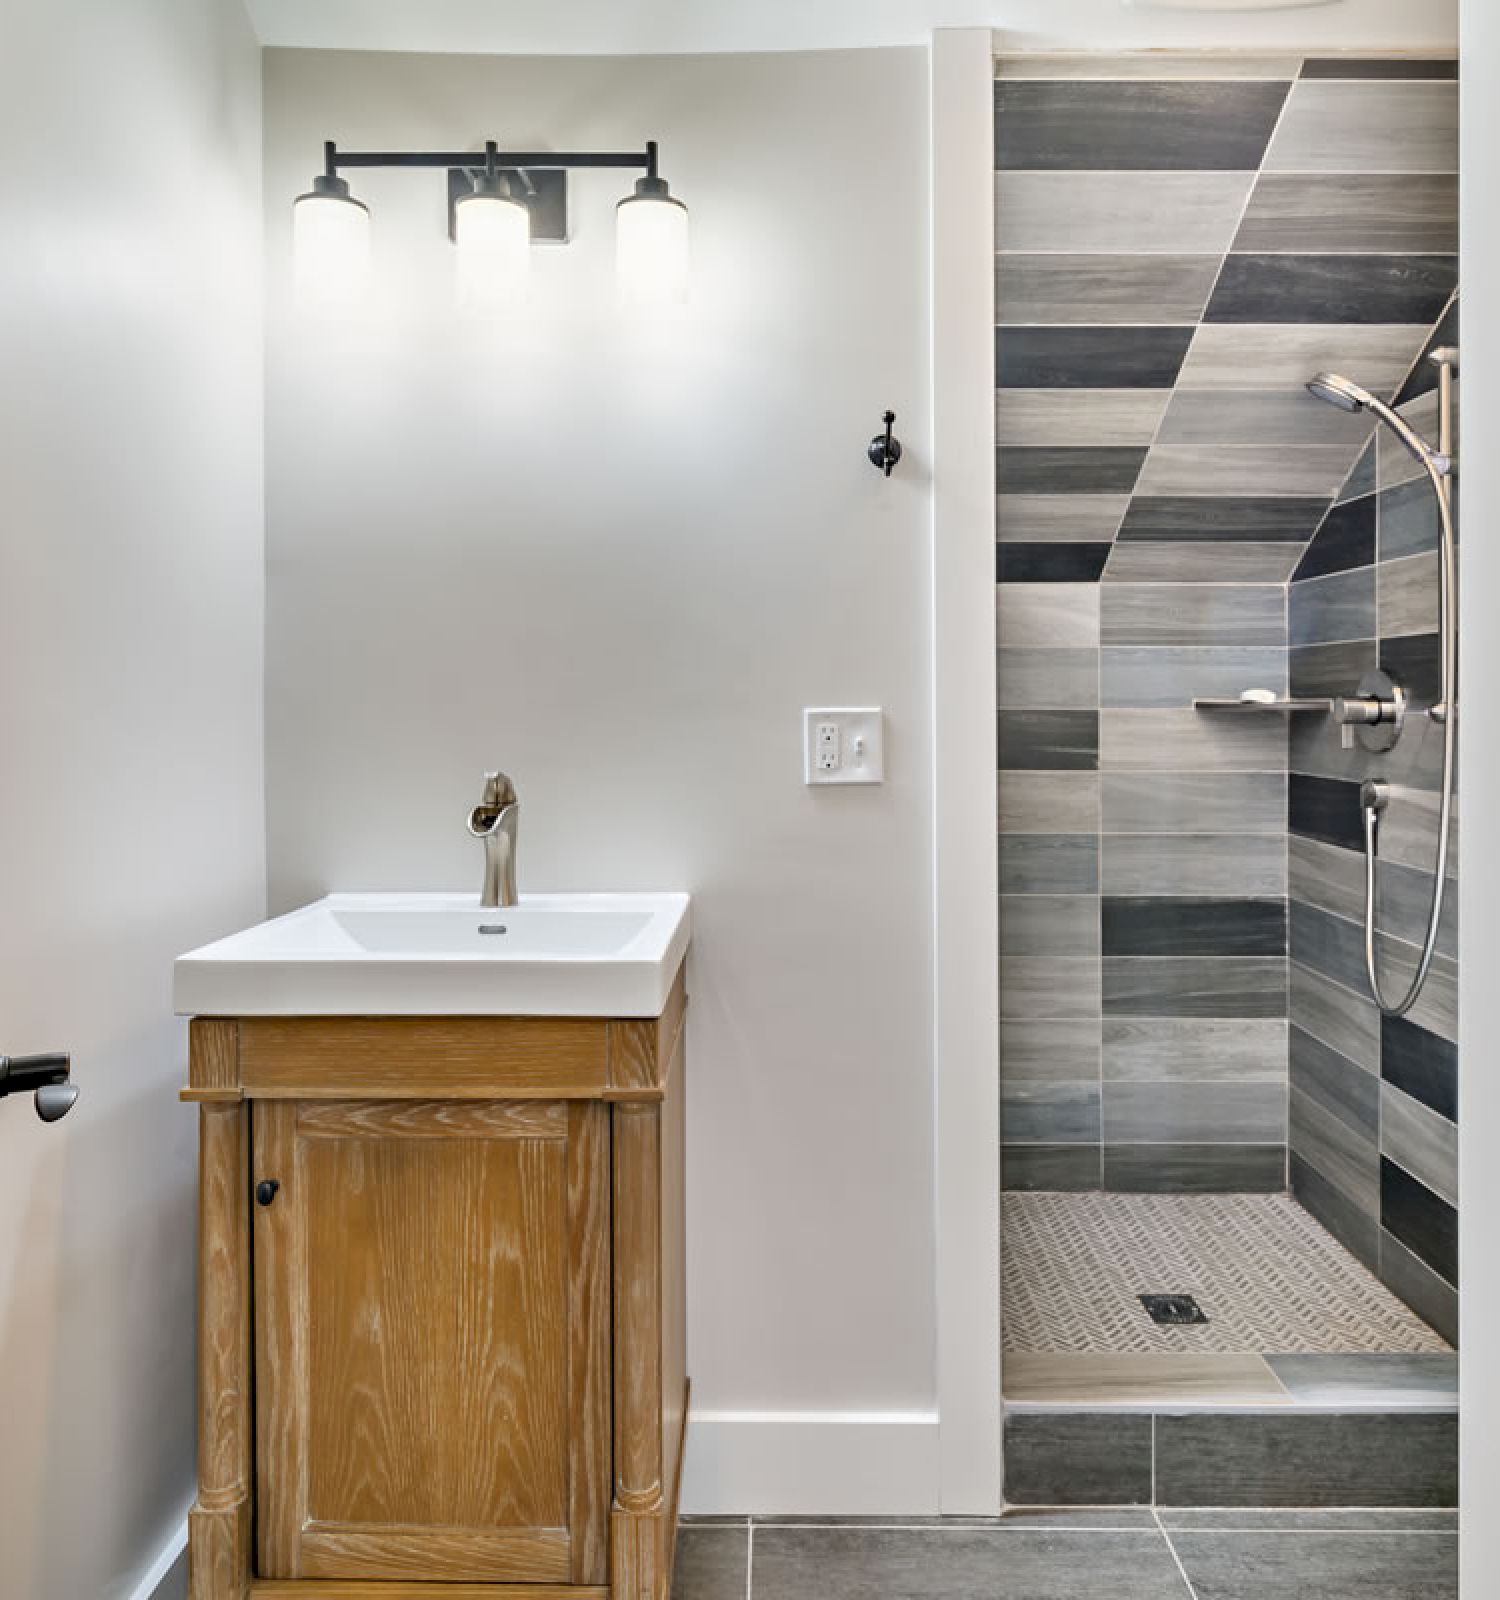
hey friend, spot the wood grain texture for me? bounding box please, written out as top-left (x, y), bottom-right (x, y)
top-left (568, 1102), bottom-right (612, 1585)
top-left (197, 1103), bottom-right (252, 1509)
top-left (613, 1102), bottom-right (663, 1515)
top-left (189, 1498), bottom-right (250, 1600)
top-left (296, 1098), bottom-right (567, 1141)
top-left (608, 966), bottom-right (688, 1094)
top-left (255, 1097), bottom-right (610, 1583)
top-left (240, 1016), bottom-right (610, 1099)
top-left (191, 1018), bottom-right (240, 1092)
top-left (251, 1586), bottom-right (607, 1599)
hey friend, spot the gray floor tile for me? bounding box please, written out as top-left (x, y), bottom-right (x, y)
top-left (751, 1525), bottom-right (1191, 1600)
top-left (1168, 1529), bottom-right (1456, 1599)
top-left (1160, 1508), bottom-right (1456, 1530)
top-left (673, 1523), bottom-right (749, 1600)
top-left (1006, 1412), bottom-right (1154, 1505)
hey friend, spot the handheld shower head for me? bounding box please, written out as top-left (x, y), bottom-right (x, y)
top-left (1307, 372), bottom-right (1375, 414)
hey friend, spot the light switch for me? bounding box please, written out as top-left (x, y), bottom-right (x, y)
top-left (803, 708), bottom-right (884, 785)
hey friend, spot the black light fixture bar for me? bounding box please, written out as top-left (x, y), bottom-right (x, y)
top-left (323, 138), bottom-right (660, 177)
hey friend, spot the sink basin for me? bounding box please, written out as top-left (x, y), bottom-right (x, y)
top-left (173, 892), bottom-right (692, 1018)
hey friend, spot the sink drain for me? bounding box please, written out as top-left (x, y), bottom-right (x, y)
top-left (1139, 1293), bottom-right (1208, 1326)
top-left (478, 924), bottom-right (508, 936)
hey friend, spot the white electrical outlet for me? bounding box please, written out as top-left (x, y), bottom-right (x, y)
top-left (804, 708), bottom-right (884, 785)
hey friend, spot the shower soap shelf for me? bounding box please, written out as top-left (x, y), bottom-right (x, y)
top-left (1193, 693), bottom-right (1334, 714)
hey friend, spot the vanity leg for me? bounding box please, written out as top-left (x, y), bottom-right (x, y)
top-left (189, 1088), bottom-right (252, 1600)
top-left (612, 1101), bottom-right (666, 1600)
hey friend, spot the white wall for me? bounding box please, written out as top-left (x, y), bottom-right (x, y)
top-left (0, 1), bottom-right (265, 1596)
top-left (246, 0), bottom-right (1456, 56)
top-left (1459, 0), bottom-right (1494, 1587)
top-left (262, 47), bottom-right (936, 1510)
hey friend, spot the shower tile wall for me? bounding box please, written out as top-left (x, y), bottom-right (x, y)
top-left (1286, 306), bottom-right (1460, 1344)
top-left (994, 54), bottom-right (1458, 1204)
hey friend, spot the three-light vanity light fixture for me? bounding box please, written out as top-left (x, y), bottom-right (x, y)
top-left (292, 138), bottom-right (689, 313)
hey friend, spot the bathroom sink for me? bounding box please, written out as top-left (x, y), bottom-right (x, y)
top-left (173, 892), bottom-right (691, 1018)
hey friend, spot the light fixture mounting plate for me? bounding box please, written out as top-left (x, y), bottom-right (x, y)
top-left (446, 168), bottom-right (569, 243)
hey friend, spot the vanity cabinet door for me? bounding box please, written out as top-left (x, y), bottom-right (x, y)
top-left (252, 1097), bottom-right (611, 1585)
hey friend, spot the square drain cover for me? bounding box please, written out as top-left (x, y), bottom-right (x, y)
top-left (1139, 1293), bottom-right (1209, 1326)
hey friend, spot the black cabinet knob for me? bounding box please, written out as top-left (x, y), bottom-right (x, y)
top-left (256, 1179), bottom-right (281, 1208)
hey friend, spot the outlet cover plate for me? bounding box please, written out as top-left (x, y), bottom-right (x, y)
top-left (803, 708), bottom-right (884, 786)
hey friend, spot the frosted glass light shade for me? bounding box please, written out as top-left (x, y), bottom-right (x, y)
top-left (617, 181), bottom-right (690, 308)
top-left (292, 180), bottom-right (370, 313)
top-left (454, 184), bottom-right (531, 316)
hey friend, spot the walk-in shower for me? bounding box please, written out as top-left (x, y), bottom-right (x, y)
top-left (1308, 347), bottom-right (1459, 1018)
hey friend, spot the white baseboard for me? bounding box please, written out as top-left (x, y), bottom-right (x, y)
top-left (678, 1410), bottom-right (941, 1516)
top-left (127, 1517), bottom-right (188, 1600)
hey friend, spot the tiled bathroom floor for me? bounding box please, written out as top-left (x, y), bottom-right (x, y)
top-left (1003, 1193), bottom-right (1450, 1357)
top-left (674, 1511), bottom-right (1459, 1600)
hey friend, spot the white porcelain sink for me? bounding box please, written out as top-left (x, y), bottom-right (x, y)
top-left (173, 892), bottom-right (691, 1018)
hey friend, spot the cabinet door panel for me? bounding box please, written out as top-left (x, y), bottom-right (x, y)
top-left (254, 1098), bottom-right (609, 1584)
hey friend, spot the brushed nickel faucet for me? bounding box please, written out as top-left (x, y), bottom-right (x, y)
top-left (466, 770), bottom-right (519, 908)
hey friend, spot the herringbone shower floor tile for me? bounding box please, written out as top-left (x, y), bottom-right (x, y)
top-left (1002, 1193), bottom-right (1450, 1355)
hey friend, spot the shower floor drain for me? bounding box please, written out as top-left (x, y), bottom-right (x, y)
top-left (1139, 1293), bottom-right (1209, 1326)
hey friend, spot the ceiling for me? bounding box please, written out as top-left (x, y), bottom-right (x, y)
top-left (245, 0), bottom-right (1457, 57)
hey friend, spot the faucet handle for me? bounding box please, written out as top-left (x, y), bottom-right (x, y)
top-left (480, 770), bottom-right (517, 807)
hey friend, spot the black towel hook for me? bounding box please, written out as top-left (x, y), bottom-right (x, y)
top-left (868, 409), bottom-right (903, 478)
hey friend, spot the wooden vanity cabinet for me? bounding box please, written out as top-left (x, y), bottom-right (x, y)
top-left (182, 969), bottom-right (687, 1600)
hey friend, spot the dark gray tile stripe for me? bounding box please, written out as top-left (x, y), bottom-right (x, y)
top-left (997, 327), bottom-right (1195, 390)
top-left (1205, 254), bottom-right (1456, 326)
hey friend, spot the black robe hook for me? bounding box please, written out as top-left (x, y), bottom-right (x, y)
top-left (868, 409), bottom-right (903, 477)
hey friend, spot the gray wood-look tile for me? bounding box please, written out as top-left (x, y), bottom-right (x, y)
top-left (1382, 1083), bottom-right (1457, 1207)
top-left (1002, 1017), bottom-right (1102, 1081)
top-left (1003, 1413), bottom-right (1154, 1506)
top-left (1102, 1143), bottom-right (1287, 1192)
top-left (1103, 1017), bottom-right (1287, 1083)
top-left (1101, 773), bottom-right (1286, 836)
top-left (1135, 445), bottom-right (1356, 499)
top-left (1301, 57), bottom-right (1458, 79)
top-left (1376, 783), bottom-right (1458, 877)
top-left (1292, 1022), bottom-right (1379, 1138)
top-left (1376, 938), bottom-right (1457, 1045)
top-left (998, 648), bottom-right (1101, 711)
top-left (1289, 639), bottom-right (1378, 698)
top-left (1233, 174), bottom-right (1459, 254)
top-left (1205, 253), bottom-right (1457, 326)
top-left (1290, 835), bottom-right (1365, 923)
top-left (1100, 647), bottom-right (1286, 709)
top-left (672, 1525), bottom-right (748, 1600)
top-left (1103, 542), bottom-right (1303, 584)
top-left (1003, 1143), bottom-right (1103, 1191)
top-left (1099, 709), bottom-right (1286, 772)
top-left (1378, 1229), bottom-right (1458, 1347)
top-left (1118, 495), bottom-right (1328, 543)
top-left (1001, 894), bottom-right (1101, 957)
top-left (1288, 565), bottom-right (1376, 646)
top-left (1170, 1529), bottom-right (1456, 1598)
top-left (998, 493), bottom-right (1131, 543)
top-left (996, 53), bottom-right (1300, 80)
top-left (1101, 585), bottom-right (1284, 647)
top-left (1102, 835), bottom-right (1287, 897)
top-left (1290, 696), bottom-right (1445, 793)
top-left (1104, 1081), bottom-right (1287, 1144)
top-left (1378, 551), bottom-right (1439, 637)
top-left (998, 583), bottom-right (1100, 647)
top-left (1102, 897), bottom-right (1286, 958)
top-left (1001, 834), bottom-right (1100, 894)
top-left (1001, 956), bottom-right (1103, 1021)
top-left (999, 710), bottom-right (1100, 771)
top-left (1000, 772), bottom-right (1101, 835)
top-left (998, 327), bottom-right (1194, 390)
top-left (1160, 1509), bottom-right (1457, 1530)
top-left (1290, 1086), bottom-right (1379, 1215)
top-left (996, 256), bottom-right (1221, 325)
top-left (1003, 1079), bottom-right (1102, 1143)
top-left (1005, 1352), bottom-right (1292, 1407)
top-left (1289, 1152), bottom-right (1375, 1264)
top-left (1177, 324), bottom-right (1431, 394)
top-left (995, 80), bottom-right (1289, 171)
top-left (1154, 1412), bottom-right (1456, 1506)
top-left (996, 389), bottom-right (1168, 447)
top-left (1290, 960), bottom-right (1380, 1071)
top-left (1264, 81), bottom-right (1459, 174)
top-left (995, 172), bottom-right (1255, 254)
top-left (751, 1526), bottom-right (1190, 1600)
top-left (1377, 857), bottom-right (1458, 960)
top-left (1156, 389), bottom-right (1375, 448)
top-left (1102, 956), bottom-right (1287, 1018)
top-left (1376, 478), bottom-right (1440, 561)
top-left (998, 447), bottom-right (1147, 496)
